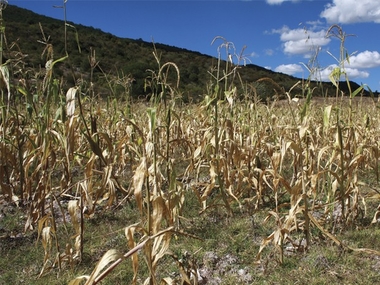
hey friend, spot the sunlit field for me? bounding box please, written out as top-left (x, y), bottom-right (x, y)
top-left (1, 18), bottom-right (380, 285)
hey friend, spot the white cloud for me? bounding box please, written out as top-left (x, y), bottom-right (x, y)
top-left (275, 64), bottom-right (303, 75)
top-left (266, 0), bottom-right (287, 4)
top-left (272, 26), bottom-right (330, 56)
top-left (250, 51), bottom-right (259, 57)
top-left (342, 67), bottom-right (369, 79)
top-left (319, 64), bottom-right (370, 81)
top-left (305, 20), bottom-right (325, 30)
top-left (321, 0), bottom-right (380, 24)
top-left (265, 49), bottom-right (274, 56)
top-left (280, 28), bottom-right (328, 45)
top-left (268, 26), bottom-right (289, 35)
top-left (347, 51), bottom-right (380, 69)
top-left (266, 0), bottom-right (299, 5)
top-left (283, 37), bottom-right (329, 56)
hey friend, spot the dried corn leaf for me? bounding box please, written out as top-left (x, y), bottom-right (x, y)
top-left (285, 141), bottom-right (302, 156)
top-left (193, 146), bottom-right (202, 159)
top-left (151, 196), bottom-right (166, 234)
top-left (85, 249), bottom-right (122, 285)
top-left (256, 231), bottom-right (275, 261)
top-left (151, 233), bottom-right (171, 266)
top-left (41, 226), bottom-right (52, 254)
top-left (37, 215), bottom-right (52, 245)
top-left (0, 65), bottom-right (10, 102)
top-left (68, 200), bottom-right (80, 233)
top-left (161, 277), bottom-right (174, 284)
top-left (133, 157), bottom-right (147, 213)
top-left (308, 212), bottom-right (342, 247)
top-left (371, 205), bottom-right (380, 224)
top-left (226, 184), bottom-right (241, 207)
top-left (323, 105), bottom-right (332, 132)
top-left (66, 87), bottom-right (77, 117)
top-left (68, 276), bottom-right (89, 285)
top-left (125, 225), bottom-right (139, 284)
top-left (97, 132), bottom-right (114, 158)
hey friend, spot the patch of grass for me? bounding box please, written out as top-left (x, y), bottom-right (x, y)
top-left (2, 180), bottom-right (380, 284)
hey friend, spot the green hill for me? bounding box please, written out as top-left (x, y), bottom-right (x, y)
top-left (3, 5), bottom-right (373, 101)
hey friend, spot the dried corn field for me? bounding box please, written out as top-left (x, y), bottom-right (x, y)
top-left (1, 26), bottom-right (380, 284)
top-left (2, 72), bottom-right (380, 284)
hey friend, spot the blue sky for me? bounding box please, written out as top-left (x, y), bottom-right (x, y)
top-left (9, 0), bottom-right (380, 91)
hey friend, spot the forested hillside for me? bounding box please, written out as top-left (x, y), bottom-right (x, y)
top-left (3, 5), bottom-right (371, 101)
